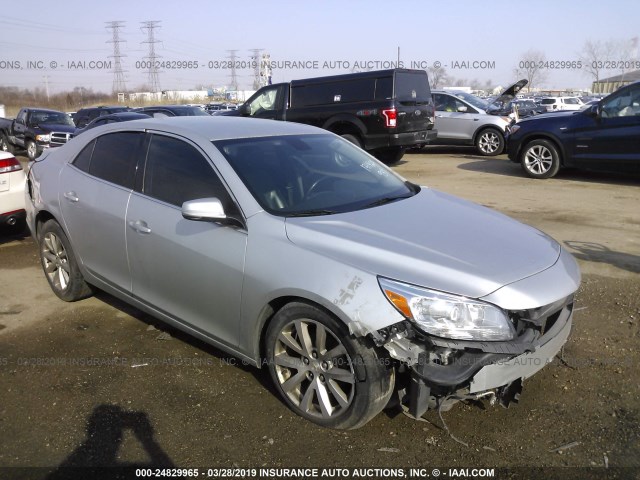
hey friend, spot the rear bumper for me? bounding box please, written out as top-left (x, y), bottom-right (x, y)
top-left (365, 129), bottom-right (438, 150)
top-left (0, 208), bottom-right (26, 226)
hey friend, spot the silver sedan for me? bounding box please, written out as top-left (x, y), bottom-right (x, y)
top-left (25, 117), bottom-right (580, 429)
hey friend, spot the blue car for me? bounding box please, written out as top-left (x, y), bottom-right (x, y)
top-left (507, 81), bottom-right (640, 178)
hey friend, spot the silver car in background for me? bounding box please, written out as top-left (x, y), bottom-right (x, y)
top-left (430, 80), bottom-right (528, 156)
top-left (26, 117), bottom-right (580, 429)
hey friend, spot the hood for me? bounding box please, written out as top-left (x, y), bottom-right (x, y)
top-left (488, 79), bottom-right (528, 109)
top-left (36, 123), bottom-right (76, 133)
top-left (285, 188), bottom-right (560, 299)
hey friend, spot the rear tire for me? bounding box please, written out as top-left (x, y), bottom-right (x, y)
top-left (372, 147), bottom-right (405, 165)
top-left (265, 302), bottom-right (395, 429)
top-left (340, 134), bottom-right (362, 149)
top-left (26, 140), bottom-right (38, 161)
top-left (520, 139), bottom-right (561, 179)
top-left (39, 220), bottom-right (93, 301)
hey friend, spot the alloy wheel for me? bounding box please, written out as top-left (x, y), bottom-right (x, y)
top-left (478, 131), bottom-right (501, 154)
top-left (524, 145), bottom-right (553, 175)
top-left (42, 232), bottom-right (71, 292)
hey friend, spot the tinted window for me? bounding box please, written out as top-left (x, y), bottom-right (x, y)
top-left (143, 135), bottom-right (236, 212)
top-left (375, 77), bottom-right (393, 100)
top-left (89, 132), bottom-right (144, 189)
top-left (395, 72), bottom-right (431, 102)
top-left (291, 78), bottom-right (376, 107)
top-left (541, 99), bottom-right (556, 104)
top-left (72, 139), bottom-right (95, 173)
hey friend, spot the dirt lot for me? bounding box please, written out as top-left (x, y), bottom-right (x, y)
top-left (1, 149), bottom-right (639, 478)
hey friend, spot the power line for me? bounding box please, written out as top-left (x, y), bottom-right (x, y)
top-left (249, 48), bottom-right (263, 90)
top-left (141, 21), bottom-right (162, 93)
top-left (106, 21), bottom-right (127, 94)
top-left (227, 50), bottom-right (239, 92)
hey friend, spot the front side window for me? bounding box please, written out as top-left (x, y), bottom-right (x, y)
top-left (248, 87), bottom-right (282, 115)
top-left (143, 135), bottom-right (237, 213)
top-left (602, 85), bottom-right (640, 118)
top-left (88, 132), bottom-right (144, 189)
top-left (214, 134), bottom-right (415, 216)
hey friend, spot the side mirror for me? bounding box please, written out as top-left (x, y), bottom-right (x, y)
top-left (585, 104), bottom-right (600, 118)
top-left (182, 198), bottom-right (227, 222)
top-left (457, 105), bottom-right (468, 113)
top-left (239, 103), bottom-right (251, 116)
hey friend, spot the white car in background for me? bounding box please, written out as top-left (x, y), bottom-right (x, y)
top-left (539, 97), bottom-right (584, 112)
top-left (0, 151), bottom-right (26, 232)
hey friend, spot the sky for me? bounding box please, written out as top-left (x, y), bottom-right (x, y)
top-left (0, 0), bottom-right (639, 95)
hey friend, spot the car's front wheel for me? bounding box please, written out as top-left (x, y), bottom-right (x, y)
top-left (475, 128), bottom-right (504, 156)
top-left (265, 302), bottom-right (394, 429)
top-left (520, 139), bottom-right (561, 179)
top-left (39, 219), bottom-right (93, 301)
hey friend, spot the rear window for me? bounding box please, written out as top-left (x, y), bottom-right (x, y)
top-left (394, 72), bottom-right (431, 102)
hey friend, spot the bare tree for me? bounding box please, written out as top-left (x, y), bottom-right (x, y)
top-left (514, 49), bottom-right (548, 92)
top-left (427, 65), bottom-right (449, 89)
top-left (579, 39), bottom-right (617, 84)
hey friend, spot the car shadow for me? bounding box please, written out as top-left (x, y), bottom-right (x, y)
top-left (564, 241), bottom-right (640, 274)
top-left (0, 224), bottom-right (30, 245)
top-left (45, 404), bottom-right (174, 479)
top-left (457, 158), bottom-right (640, 185)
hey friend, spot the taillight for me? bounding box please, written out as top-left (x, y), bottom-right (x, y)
top-left (0, 156), bottom-right (22, 174)
top-left (382, 108), bottom-right (397, 128)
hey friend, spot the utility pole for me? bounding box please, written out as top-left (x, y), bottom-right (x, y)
top-left (43, 75), bottom-right (50, 102)
top-left (249, 48), bottom-right (263, 90)
top-left (141, 21), bottom-right (162, 93)
top-left (106, 21), bottom-right (127, 94)
top-left (227, 49), bottom-right (239, 93)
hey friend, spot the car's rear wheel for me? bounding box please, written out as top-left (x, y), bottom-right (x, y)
top-left (26, 140), bottom-right (38, 161)
top-left (39, 220), bottom-right (93, 301)
top-left (520, 139), bottom-right (561, 179)
top-left (265, 302), bottom-right (394, 429)
top-left (475, 128), bottom-right (504, 156)
top-left (340, 133), bottom-right (362, 149)
top-left (372, 147), bottom-right (405, 165)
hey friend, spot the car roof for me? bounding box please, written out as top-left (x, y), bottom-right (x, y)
top-left (89, 116), bottom-right (326, 141)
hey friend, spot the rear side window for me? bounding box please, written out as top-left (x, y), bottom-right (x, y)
top-left (143, 134), bottom-right (236, 213)
top-left (375, 77), bottom-right (393, 100)
top-left (541, 99), bottom-right (556, 105)
top-left (394, 72), bottom-right (431, 102)
top-left (72, 139), bottom-right (95, 173)
top-left (89, 132), bottom-right (144, 189)
top-left (291, 78), bottom-right (376, 107)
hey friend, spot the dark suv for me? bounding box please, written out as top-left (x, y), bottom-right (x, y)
top-left (73, 106), bottom-right (131, 129)
top-left (220, 69), bottom-right (436, 164)
top-left (507, 81), bottom-right (640, 178)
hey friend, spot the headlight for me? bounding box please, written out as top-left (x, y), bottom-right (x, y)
top-left (379, 278), bottom-right (515, 341)
top-left (35, 134), bottom-right (50, 142)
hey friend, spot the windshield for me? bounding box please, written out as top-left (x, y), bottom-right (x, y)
top-left (30, 111), bottom-right (74, 126)
top-left (214, 134), bottom-right (415, 216)
top-left (178, 107), bottom-right (210, 116)
top-left (449, 91), bottom-right (489, 111)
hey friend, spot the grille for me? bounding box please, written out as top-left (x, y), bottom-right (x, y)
top-left (50, 132), bottom-right (71, 147)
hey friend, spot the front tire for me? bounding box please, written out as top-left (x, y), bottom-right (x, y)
top-left (520, 139), bottom-right (561, 179)
top-left (265, 302), bottom-right (395, 429)
top-left (26, 140), bottom-right (39, 161)
top-left (475, 128), bottom-right (505, 156)
top-left (39, 220), bottom-right (93, 301)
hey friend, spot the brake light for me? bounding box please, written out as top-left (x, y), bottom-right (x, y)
top-left (0, 156), bottom-right (22, 174)
top-left (382, 108), bottom-right (397, 128)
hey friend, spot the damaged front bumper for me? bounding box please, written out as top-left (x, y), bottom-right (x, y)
top-left (377, 294), bottom-right (574, 418)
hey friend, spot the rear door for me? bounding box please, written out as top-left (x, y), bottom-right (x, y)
top-left (59, 131), bottom-right (145, 291)
top-left (393, 71), bottom-right (433, 134)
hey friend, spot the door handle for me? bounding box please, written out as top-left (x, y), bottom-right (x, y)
top-left (128, 220), bottom-right (152, 234)
top-left (63, 191), bottom-right (79, 203)
top-left (435, 115), bottom-right (444, 118)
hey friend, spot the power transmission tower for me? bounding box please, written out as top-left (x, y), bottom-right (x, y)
top-left (106, 21), bottom-right (127, 94)
top-left (249, 48), bottom-right (263, 90)
top-left (227, 50), bottom-right (239, 93)
top-left (141, 21), bottom-right (162, 92)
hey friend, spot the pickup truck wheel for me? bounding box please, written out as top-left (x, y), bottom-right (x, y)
top-left (0, 133), bottom-right (14, 153)
top-left (340, 134), bottom-right (362, 149)
top-left (26, 140), bottom-right (38, 161)
top-left (39, 220), bottom-right (94, 302)
top-left (373, 147), bottom-right (405, 165)
top-left (520, 139), bottom-right (561, 179)
top-left (475, 128), bottom-right (504, 156)
top-left (265, 302), bottom-right (395, 429)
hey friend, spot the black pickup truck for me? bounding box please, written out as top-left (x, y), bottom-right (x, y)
top-left (220, 69), bottom-right (436, 163)
top-left (0, 108), bottom-right (76, 160)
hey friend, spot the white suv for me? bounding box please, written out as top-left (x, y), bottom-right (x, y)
top-left (539, 96), bottom-right (584, 112)
top-left (0, 151), bottom-right (26, 232)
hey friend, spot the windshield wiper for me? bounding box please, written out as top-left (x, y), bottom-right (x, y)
top-left (363, 194), bottom-right (413, 209)
top-left (287, 209), bottom-right (338, 217)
